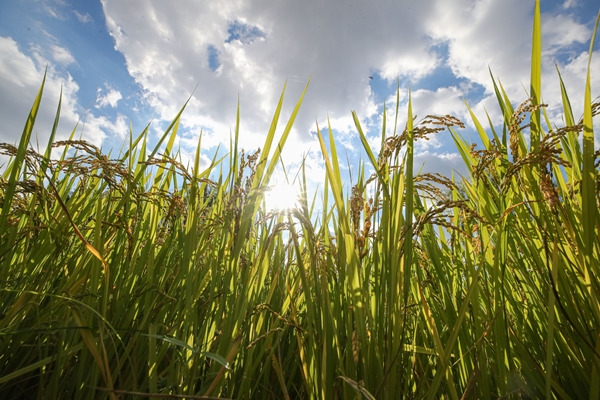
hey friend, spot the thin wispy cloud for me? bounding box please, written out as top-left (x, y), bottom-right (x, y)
top-left (73, 10), bottom-right (92, 24)
top-left (51, 44), bottom-right (76, 67)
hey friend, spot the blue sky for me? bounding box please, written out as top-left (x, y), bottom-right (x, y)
top-left (1, 0), bottom-right (599, 195)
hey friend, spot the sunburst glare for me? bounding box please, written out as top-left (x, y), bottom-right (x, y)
top-left (264, 182), bottom-right (301, 213)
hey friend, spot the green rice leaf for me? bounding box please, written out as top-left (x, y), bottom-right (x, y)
top-left (530, 0), bottom-right (542, 152)
top-left (582, 10), bottom-right (600, 399)
top-left (1, 71), bottom-right (45, 225)
top-left (262, 79), bottom-right (310, 187)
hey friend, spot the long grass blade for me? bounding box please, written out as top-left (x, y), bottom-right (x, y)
top-left (582, 10), bottom-right (600, 400)
top-left (530, 0), bottom-right (542, 152)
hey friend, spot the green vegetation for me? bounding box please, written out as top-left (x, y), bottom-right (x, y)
top-left (1, 3), bottom-right (599, 398)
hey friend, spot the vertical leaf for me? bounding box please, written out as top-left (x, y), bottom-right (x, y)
top-left (38, 87), bottom-right (61, 182)
top-left (530, 0), bottom-right (542, 152)
top-left (583, 11), bottom-right (600, 400)
top-left (1, 72), bottom-right (46, 226)
top-left (402, 90), bottom-right (414, 305)
top-left (262, 79), bottom-right (311, 188)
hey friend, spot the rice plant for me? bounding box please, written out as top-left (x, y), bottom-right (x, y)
top-left (1, 1), bottom-right (599, 398)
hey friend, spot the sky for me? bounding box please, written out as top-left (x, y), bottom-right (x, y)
top-left (1, 0), bottom-right (599, 199)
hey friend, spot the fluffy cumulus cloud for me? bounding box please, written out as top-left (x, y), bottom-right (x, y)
top-left (2, 0), bottom-right (598, 181)
top-left (0, 36), bottom-right (127, 156)
top-left (99, 0), bottom-right (598, 182)
top-left (425, 0), bottom-right (597, 126)
top-left (0, 37), bottom-right (80, 147)
top-left (100, 0), bottom-right (440, 153)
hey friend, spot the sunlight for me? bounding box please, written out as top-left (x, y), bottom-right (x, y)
top-left (264, 182), bottom-right (301, 213)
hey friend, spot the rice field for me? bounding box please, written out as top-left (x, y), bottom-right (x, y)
top-left (1, 3), bottom-right (599, 399)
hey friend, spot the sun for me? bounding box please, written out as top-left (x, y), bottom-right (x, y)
top-left (264, 182), bottom-right (301, 213)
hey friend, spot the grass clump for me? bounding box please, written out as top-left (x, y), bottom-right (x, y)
top-left (1, 2), bottom-right (600, 398)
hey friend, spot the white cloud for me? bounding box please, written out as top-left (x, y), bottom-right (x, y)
top-left (99, 0), bottom-right (599, 181)
top-left (414, 151), bottom-right (469, 178)
top-left (425, 0), bottom-right (599, 146)
top-left (412, 86), bottom-right (468, 121)
top-left (542, 13), bottom-right (590, 53)
top-left (0, 37), bottom-right (78, 147)
top-left (424, 0), bottom-right (592, 111)
top-left (543, 51), bottom-right (600, 146)
top-left (81, 112), bottom-right (129, 143)
top-left (42, 0), bottom-right (70, 21)
top-left (426, 0), bottom-right (534, 95)
top-left (96, 85), bottom-right (123, 108)
top-left (0, 37), bottom-right (40, 91)
top-left (51, 44), bottom-right (75, 67)
top-left (3, 0), bottom-right (598, 181)
top-left (73, 10), bottom-right (92, 24)
top-left (100, 0), bottom-right (441, 160)
top-left (0, 36), bottom-right (129, 155)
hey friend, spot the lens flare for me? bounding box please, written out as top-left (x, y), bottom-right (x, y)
top-left (264, 183), bottom-right (300, 212)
